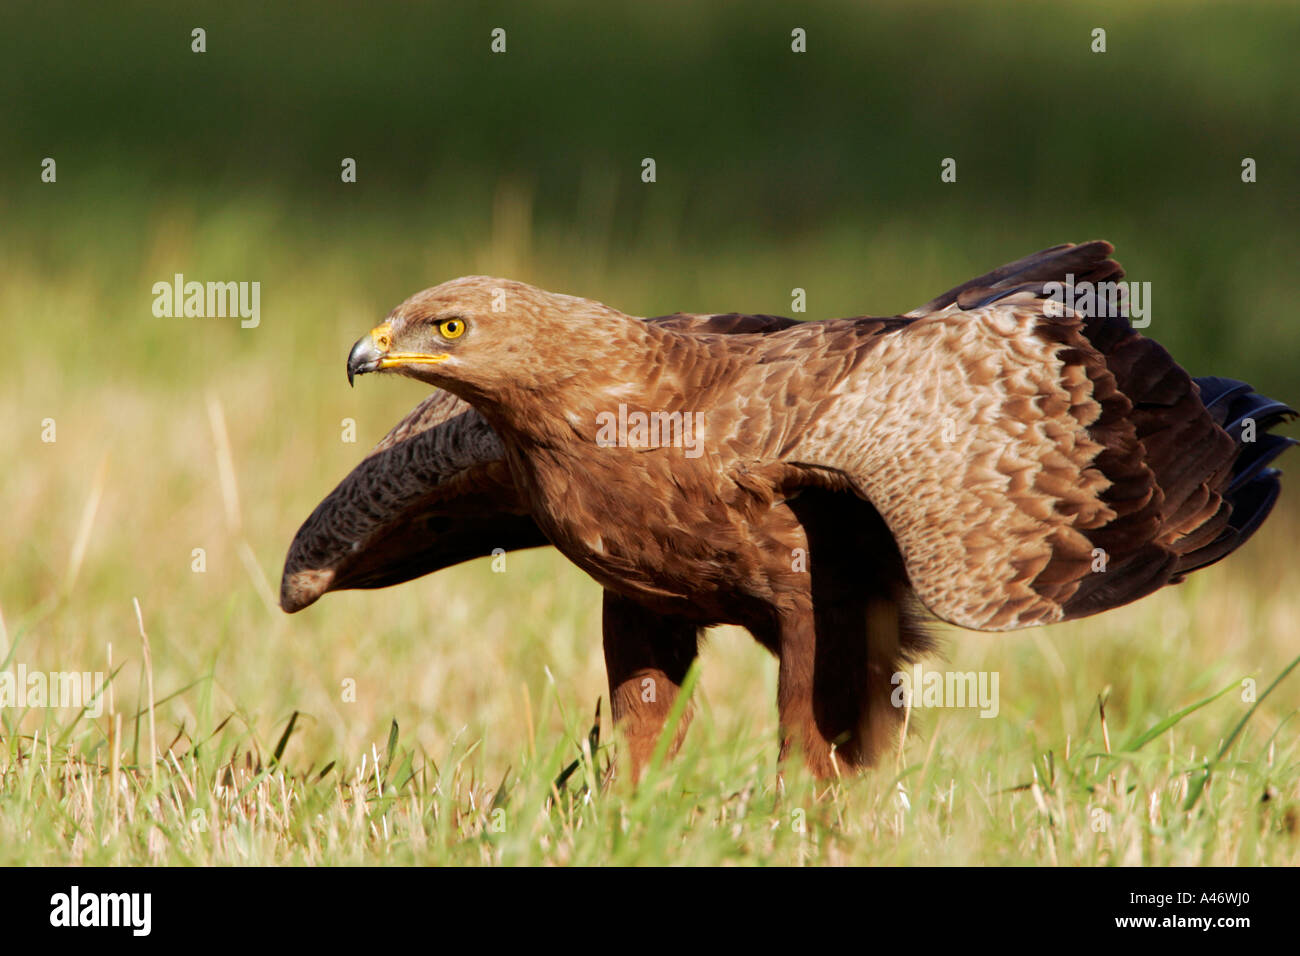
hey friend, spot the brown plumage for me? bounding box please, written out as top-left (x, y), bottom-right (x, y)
top-left (281, 242), bottom-right (1294, 778)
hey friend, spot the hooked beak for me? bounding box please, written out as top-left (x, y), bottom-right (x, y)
top-left (346, 322), bottom-right (450, 386)
top-left (346, 334), bottom-right (381, 386)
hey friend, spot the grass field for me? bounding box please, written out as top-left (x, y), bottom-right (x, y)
top-left (1, 200), bottom-right (1297, 865)
top-left (2, 0), bottom-right (1298, 865)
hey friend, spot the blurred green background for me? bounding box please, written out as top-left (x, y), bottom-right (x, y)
top-left (1, 1), bottom-right (1297, 864)
top-left (4, 0), bottom-right (1298, 389)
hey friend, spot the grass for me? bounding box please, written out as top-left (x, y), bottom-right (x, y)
top-left (1, 205), bottom-right (1297, 863)
top-left (1, 539), bottom-right (1297, 864)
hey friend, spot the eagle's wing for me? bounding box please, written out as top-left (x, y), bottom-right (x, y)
top-left (280, 390), bottom-right (546, 612)
top-left (755, 242), bottom-right (1294, 631)
top-left (281, 313), bottom-right (801, 612)
top-left (903, 240), bottom-right (1126, 317)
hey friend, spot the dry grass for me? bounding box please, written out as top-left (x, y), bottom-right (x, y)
top-left (1, 206), bottom-right (1297, 866)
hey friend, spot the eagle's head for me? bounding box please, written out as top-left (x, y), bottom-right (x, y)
top-left (346, 276), bottom-right (638, 402)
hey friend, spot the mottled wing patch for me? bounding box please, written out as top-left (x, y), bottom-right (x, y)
top-left (770, 297), bottom-right (1121, 631)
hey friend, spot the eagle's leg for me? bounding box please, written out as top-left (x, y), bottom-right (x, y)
top-left (816, 593), bottom-right (916, 771)
top-left (774, 490), bottom-right (933, 778)
top-left (601, 590), bottom-right (701, 782)
top-left (771, 594), bottom-right (918, 778)
top-left (771, 600), bottom-right (842, 778)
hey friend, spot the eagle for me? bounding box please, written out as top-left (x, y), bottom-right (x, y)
top-left (280, 242), bottom-right (1294, 779)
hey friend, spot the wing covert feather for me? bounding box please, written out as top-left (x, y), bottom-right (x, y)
top-left (762, 246), bottom-right (1289, 631)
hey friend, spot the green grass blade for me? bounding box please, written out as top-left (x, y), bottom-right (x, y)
top-left (1183, 653), bottom-right (1300, 811)
top-left (1119, 680), bottom-right (1237, 753)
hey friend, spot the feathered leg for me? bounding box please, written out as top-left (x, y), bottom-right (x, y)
top-left (602, 590), bottom-right (700, 782)
top-left (771, 593), bottom-right (925, 778)
top-left (775, 490), bottom-right (935, 778)
top-left (771, 599), bottom-right (842, 778)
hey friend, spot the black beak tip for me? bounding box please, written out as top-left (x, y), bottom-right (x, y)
top-left (347, 335), bottom-right (378, 387)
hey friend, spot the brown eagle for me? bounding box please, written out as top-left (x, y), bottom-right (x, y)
top-left (281, 242), bottom-right (1294, 779)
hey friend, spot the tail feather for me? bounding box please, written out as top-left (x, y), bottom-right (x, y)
top-left (1167, 377), bottom-right (1296, 576)
top-left (1196, 375), bottom-right (1253, 413)
top-left (1228, 433), bottom-right (1296, 495)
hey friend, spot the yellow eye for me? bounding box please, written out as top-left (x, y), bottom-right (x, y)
top-left (438, 318), bottom-right (466, 339)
